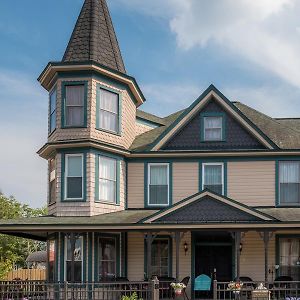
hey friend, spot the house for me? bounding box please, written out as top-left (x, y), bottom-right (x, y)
top-left (2, 0), bottom-right (300, 299)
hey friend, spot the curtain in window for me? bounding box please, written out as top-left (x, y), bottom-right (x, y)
top-left (66, 155), bottom-right (83, 199)
top-left (204, 116), bottom-right (222, 141)
top-left (203, 164), bottom-right (223, 194)
top-left (99, 156), bottom-right (116, 203)
top-left (66, 85), bottom-right (84, 126)
top-left (99, 89), bottom-right (119, 132)
top-left (279, 162), bottom-right (300, 204)
top-left (99, 237), bottom-right (116, 281)
top-left (149, 165), bottom-right (168, 205)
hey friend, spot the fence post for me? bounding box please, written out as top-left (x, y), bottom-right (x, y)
top-left (64, 281), bottom-right (68, 300)
top-left (213, 280), bottom-right (217, 300)
top-left (151, 276), bottom-right (159, 300)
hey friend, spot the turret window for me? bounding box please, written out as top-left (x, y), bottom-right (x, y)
top-left (49, 89), bottom-right (56, 133)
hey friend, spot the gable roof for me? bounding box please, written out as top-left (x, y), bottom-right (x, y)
top-left (142, 190), bottom-right (275, 223)
top-left (62, 0), bottom-right (126, 73)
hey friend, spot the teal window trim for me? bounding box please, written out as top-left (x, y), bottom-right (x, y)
top-left (88, 232), bottom-right (93, 282)
top-left (95, 152), bottom-right (120, 205)
top-left (61, 151), bottom-right (87, 202)
top-left (94, 233), bottom-right (121, 281)
top-left (200, 112), bottom-right (226, 142)
top-left (199, 161), bottom-right (227, 196)
top-left (96, 83), bottom-right (122, 136)
top-left (61, 81), bottom-right (88, 129)
top-left (144, 235), bottom-right (172, 279)
top-left (144, 162), bottom-right (173, 208)
top-left (49, 86), bottom-right (57, 135)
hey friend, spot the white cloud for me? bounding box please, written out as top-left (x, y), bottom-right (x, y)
top-left (0, 70), bottom-right (48, 208)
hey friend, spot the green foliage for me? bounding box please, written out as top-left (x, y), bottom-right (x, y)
top-left (0, 191), bottom-right (47, 279)
top-left (121, 292), bottom-right (143, 300)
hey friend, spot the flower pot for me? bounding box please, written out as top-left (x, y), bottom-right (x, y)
top-left (175, 288), bottom-right (183, 295)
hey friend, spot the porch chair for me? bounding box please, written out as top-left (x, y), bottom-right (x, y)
top-left (180, 276), bottom-right (190, 300)
top-left (194, 274), bottom-right (211, 298)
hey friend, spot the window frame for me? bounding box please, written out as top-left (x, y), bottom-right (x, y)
top-left (49, 88), bottom-right (57, 134)
top-left (61, 81), bottom-right (88, 129)
top-left (147, 163), bottom-right (170, 207)
top-left (202, 162), bottom-right (224, 195)
top-left (64, 235), bottom-right (83, 282)
top-left (49, 157), bottom-right (56, 205)
top-left (200, 112), bottom-right (226, 142)
top-left (96, 84), bottom-right (122, 136)
top-left (64, 153), bottom-right (84, 201)
top-left (278, 160), bottom-right (300, 206)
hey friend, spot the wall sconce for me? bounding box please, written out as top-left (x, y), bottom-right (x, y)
top-left (184, 242), bottom-right (188, 255)
top-left (239, 242), bottom-right (243, 253)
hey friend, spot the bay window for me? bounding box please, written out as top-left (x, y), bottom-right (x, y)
top-left (49, 89), bottom-right (56, 133)
top-left (148, 163), bottom-right (169, 206)
top-left (279, 161), bottom-right (300, 205)
top-left (65, 154), bottom-right (83, 200)
top-left (202, 163), bottom-right (224, 195)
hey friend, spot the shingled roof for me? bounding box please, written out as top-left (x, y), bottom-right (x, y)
top-left (62, 0), bottom-right (126, 73)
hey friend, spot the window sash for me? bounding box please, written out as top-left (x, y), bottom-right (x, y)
top-left (202, 163), bottom-right (224, 195)
top-left (49, 89), bottom-right (56, 133)
top-left (279, 162), bottom-right (300, 204)
top-left (65, 154), bottom-right (83, 200)
top-left (203, 116), bottom-right (223, 141)
top-left (148, 164), bottom-right (169, 206)
top-left (150, 239), bottom-right (170, 277)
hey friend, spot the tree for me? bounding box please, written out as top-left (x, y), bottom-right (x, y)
top-left (0, 192), bottom-right (47, 279)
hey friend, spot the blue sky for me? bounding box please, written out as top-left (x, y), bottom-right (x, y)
top-left (0, 0), bottom-right (300, 207)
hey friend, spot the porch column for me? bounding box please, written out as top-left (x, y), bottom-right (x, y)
top-left (261, 231), bottom-right (273, 283)
top-left (146, 232), bottom-right (153, 280)
top-left (235, 231), bottom-right (241, 281)
top-left (175, 231), bottom-right (180, 281)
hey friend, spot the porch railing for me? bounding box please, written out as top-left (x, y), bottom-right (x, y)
top-left (214, 280), bottom-right (300, 300)
top-left (0, 278), bottom-right (173, 300)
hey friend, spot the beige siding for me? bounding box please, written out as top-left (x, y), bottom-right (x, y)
top-left (127, 163), bottom-right (144, 208)
top-left (173, 163), bottom-right (198, 203)
top-left (135, 121), bottom-right (155, 136)
top-left (228, 161), bottom-right (275, 206)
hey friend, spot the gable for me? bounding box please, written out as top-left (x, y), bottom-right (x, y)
top-left (163, 98), bottom-right (267, 151)
top-left (154, 195), bottom-right (265, 223)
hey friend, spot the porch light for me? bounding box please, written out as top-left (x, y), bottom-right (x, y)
top-left (184, 242), bottom-right (188, 255)
top-left (239, 242), bottom-right (243, 252)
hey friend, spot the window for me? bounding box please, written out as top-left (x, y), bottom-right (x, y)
top-left (148, 163), bottom-right (169, 206)
top-left (98, 88), bottom-right (119, 133)
top-left (278, 237), bottom-right (300, 280)
top-left (149, 238), bottom-right (170, 277)
top-left (65, 235), bottom-right (83, 282)
top-left (98, 237), bottom-right (117, 281)
top-left (279, 161), bottom-right (300, 205)
top-left (99, 156), bottom-right (117, 203)
top-left (49, 158), bottom-right (56, 204)
top-left (65, 154), bottom-right (83, 200)
top-left (49, 89), bottom-right (56, 133)
top-left (48, 239), bottom-right (56, 282)
top-left (203, 116), bottom-right (223, 141)
top-left (202, 163), bottom-right (224, 194)
top-left (64, 84), bottom-right (85, 127)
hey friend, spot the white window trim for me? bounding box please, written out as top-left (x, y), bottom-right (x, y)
top-left (98, 156), bottom-right (117, 204)
top-left (203, 116), bottom-right (223, 141)
top-left (147, 163), bottom-right (170, 207)
top-left (64, 235), bottom-right (83, 281)
top-left (64, 154), bottom-right (84, 200)
top-left (202, 162), bottom-right (224, 195)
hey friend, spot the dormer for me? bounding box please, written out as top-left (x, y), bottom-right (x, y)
top-left (38, 0), bottom-right (145, 159)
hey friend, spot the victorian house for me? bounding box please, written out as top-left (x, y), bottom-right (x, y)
top-left (2, 0), bottom-right (300, 299)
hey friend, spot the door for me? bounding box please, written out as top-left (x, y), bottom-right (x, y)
top-left (195, 244), bottom-right (232, 281)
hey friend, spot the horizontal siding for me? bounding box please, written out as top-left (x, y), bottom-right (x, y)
top-left (127, 163), bottom-right (144, 208)
top-left (228, 161), bottom-right (275, 206)
top-left (135, 122), bottom-right (154, 136)
top-left (173, 163), bottom-right (198, 203)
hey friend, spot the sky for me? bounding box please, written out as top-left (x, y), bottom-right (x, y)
top-left (0, 0), bottom-right (300, 208)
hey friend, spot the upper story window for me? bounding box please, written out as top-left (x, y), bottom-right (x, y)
top-left (49, 89), bottom-right (56, 133)
top-left (98, 156), bottom-right (117, 204)
top-left (148, 163), bottom-right (169, 206)
top-left (62, 82), bottom-right (87, 128)
top-left (49, 158), bottom-right (56, 204)
top-left (65, 154), bottom-right (84, 200)
top-left (202, 162), bottom-right (224, 195)
top-left (97, 87), bottom-right (120, 134)
top-left (279, 161), bottom-right (300, 205)
top-left (202, 115), bottom-right (224, 141)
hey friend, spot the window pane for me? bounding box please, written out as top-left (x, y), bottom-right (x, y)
top-left (150, 165), bottom-right (168, 185)
top-left (204, 116), bottom-right (222, 128)
top-left (66, 107), bottom-right (84, 126)
top-left (204, 116), bottom-right (223, 141)
top-left (151, 239), bottom-right (169, 277)
top-left (74, 261), bottom-right (82, 282)
top-left (279, 162), bottom-right (300, 204)
top-left (48, 240), bottom-right (56, 282)
top-left (99, 237), bottom-right (116, 280)
top-left (99, 179), bottom-right (116, 203)
top-left (50, 112), bottom-right (56, 132)
top-left (205, 128), bottom-right (222, 141)
top-left (66, 85), bottom-right (84, 106)
top-left (100, 89), bottom-right (118, 113)
top-left (50, 90), bottom-right (56, 114)
top-left (67, 177), bottom-right (82, 198)
top-left (204, 165), bottom-right (222, 184)
top-left (149, 186), bottom-right (168, 205)
top-left (99, 110), bottom-right (118, 132)
top-left (67, 156), bottom-right (82, 177)
top-left (99, 157), bottom-right (116, 180)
